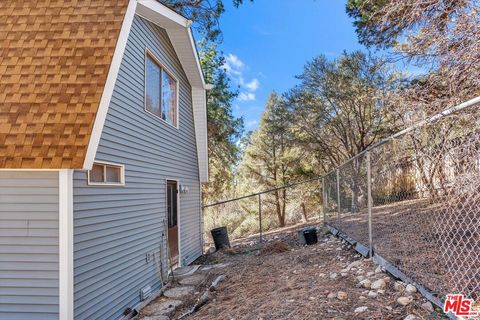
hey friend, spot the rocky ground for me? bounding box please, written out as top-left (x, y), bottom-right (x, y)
top-left (139, 225), bottom-right (447, 320)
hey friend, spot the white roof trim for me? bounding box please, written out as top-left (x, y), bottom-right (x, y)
top-left (137, 0), bottom-right (190, 27)
top-left (83, 0), bottom-right (209, 182)
top-left (136, 0), bottom-right (206, 89)
top-left (83, 0), bottom-right (138, 169)
top-left (192, 88), bottom-right (209, 182)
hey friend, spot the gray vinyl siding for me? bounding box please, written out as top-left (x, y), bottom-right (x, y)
top-left (0, 171), bottom-right (59, 320)
top-left (73, 15), bottom-right (202, 320)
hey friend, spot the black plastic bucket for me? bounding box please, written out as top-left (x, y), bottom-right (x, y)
top-left (303, 227), bottom-right (318, 245)
top-left (211, 227), bottom-right (231, 250)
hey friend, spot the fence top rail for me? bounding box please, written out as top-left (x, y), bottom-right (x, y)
top-left (203, 176), bottom-right (323, 208)
top-left (368, 95), bottom-right (480, 150)
top-left (321, 96), bottom-right (480, 178)
top-left (203, 96), bottom-right (480, 209)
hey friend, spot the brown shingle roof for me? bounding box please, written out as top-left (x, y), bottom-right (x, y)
top-left (0, 0), bottom-right (129, 168)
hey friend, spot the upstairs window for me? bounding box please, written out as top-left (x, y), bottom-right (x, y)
top-left (145, 50), bottom-right (178, 127)
top-left (88, 162), bottom-right (125, 186)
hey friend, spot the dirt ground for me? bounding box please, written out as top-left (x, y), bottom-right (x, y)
top-left (171, 225), bottom-right (447, 320)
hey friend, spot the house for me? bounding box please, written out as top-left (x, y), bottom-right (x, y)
top-left (0, 1), bottom-right (208, 319)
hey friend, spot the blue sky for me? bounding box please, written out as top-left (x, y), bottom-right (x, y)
top-left (218, 0), bottom-right (364, 131)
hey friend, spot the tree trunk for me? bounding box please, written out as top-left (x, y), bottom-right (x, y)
top-left (274, 190), bottom-right (285, 227)
top-left (281, 188), bottom-right (287, 226)
top-left (301, 202), bottom-right (308, 222)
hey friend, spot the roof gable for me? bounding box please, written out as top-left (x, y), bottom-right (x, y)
top-left (0, 0), bottom-right (208, 180)
top-left (0, 0), bottom-right (129, 168)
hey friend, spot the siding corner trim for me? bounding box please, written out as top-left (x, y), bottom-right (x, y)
top-left (59, 170), bottom-right (74, 320)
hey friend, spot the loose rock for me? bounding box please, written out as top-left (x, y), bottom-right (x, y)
top-left (337, 291), bottom-right (348, 300)
top-left (368, 291), bottom-right (377, 299)
top-left (404, 315), bottom-right (418, 320)
top-left (405, 284), bottom-right (417, 295)
top-left (142, 299), bottom-right (183, 317)
top-left (207, 246), bottom-right (216, 254)
top-left (375, 265), bottom-right (383, 274)
top-left (394, 281), bottom-right (406, 292)
top-left (397, 296), bottom-right (414, 306)
top-left (327, 292), bottom-right (336, 299)
top-left (330, 272), bottom-right (338, 280)
top-left (421, 301), bottom-right (434, 312)
top-left (359, 279), bottom-right (372, 289)
top-left (354, 306), bottom-right (368, 313)
top-left (348, 260), bottom-right (362, 269)
top-left (371, 279), bottom-right (386, 290)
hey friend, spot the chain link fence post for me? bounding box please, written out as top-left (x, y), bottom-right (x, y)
top-left (258, 193), bottom-right (263, 245)
top-left (322, 177), bottom-right (326, 225)
top-left (366, 150), bottom-right (373, 257)
top-left (336, 168), bottom-right (341, 218)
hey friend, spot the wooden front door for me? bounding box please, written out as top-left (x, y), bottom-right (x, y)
top-left (167, 180), bottom-right (179, 266)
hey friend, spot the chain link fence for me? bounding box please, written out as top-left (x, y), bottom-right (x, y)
top-left (324, 97), bottom-right (480, 304)
top-left (324, 154), bottom-right (369, 247)
top-left (203, 96), bottom-right (480, 306)
top-left (203, 179), bottom-right (323, 246)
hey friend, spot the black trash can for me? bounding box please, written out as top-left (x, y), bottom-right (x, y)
top-left (211, 227), bottom-right (231, 250)
top-left (303, 227), bottom-right (318, 245)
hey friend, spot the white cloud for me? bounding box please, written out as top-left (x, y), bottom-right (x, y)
top-left (224, 53), bottom-right (260, 102)
top-left (238, 92), bottom-right (256, 101)
top-left (225, 53), bottom-right (244, 69)
top-left (245, 78), bottom-right (259, 91)
top-left (245, 119), bottom-right (258, 128)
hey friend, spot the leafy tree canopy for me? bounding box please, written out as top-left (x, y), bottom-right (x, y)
top-left (200, 40), bottom-right (244, 202)
top-left (161, 0), bottom-right (252, 42)
top-left (346, 0), bottom-right (480, 105)
top-left (286, 51), bottom-right (401, 172)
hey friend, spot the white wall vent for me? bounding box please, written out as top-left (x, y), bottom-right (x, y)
top-left (140, 285), bottom-right (152, 301)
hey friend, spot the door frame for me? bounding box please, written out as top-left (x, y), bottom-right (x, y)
top-left (165, 178), bottom-right (181, 267)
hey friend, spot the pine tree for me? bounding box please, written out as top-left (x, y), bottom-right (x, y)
top-left (239, 92), bottom-right (303, 227)
top-left (199, 41), bottom-right (243, 203)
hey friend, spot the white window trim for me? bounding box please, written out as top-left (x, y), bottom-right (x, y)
top-left (144, 48), bottom-right (180, 129)
top-left (87, 161), bottom-right (125, 186)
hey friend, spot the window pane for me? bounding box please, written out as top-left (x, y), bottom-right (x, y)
top-left (146, 56), bottom-right (161, 117)
top-left (161, 69), bottom-right (176, 126)
top-left (167, 182), bottom-right (177, 227)
top-left (90, 164), bottom-right (104, 183)
top-left (106, 166), bottom-right (121, 183)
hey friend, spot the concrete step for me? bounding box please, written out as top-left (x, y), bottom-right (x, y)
top-left (163, 286), bottom-right (195, 299)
